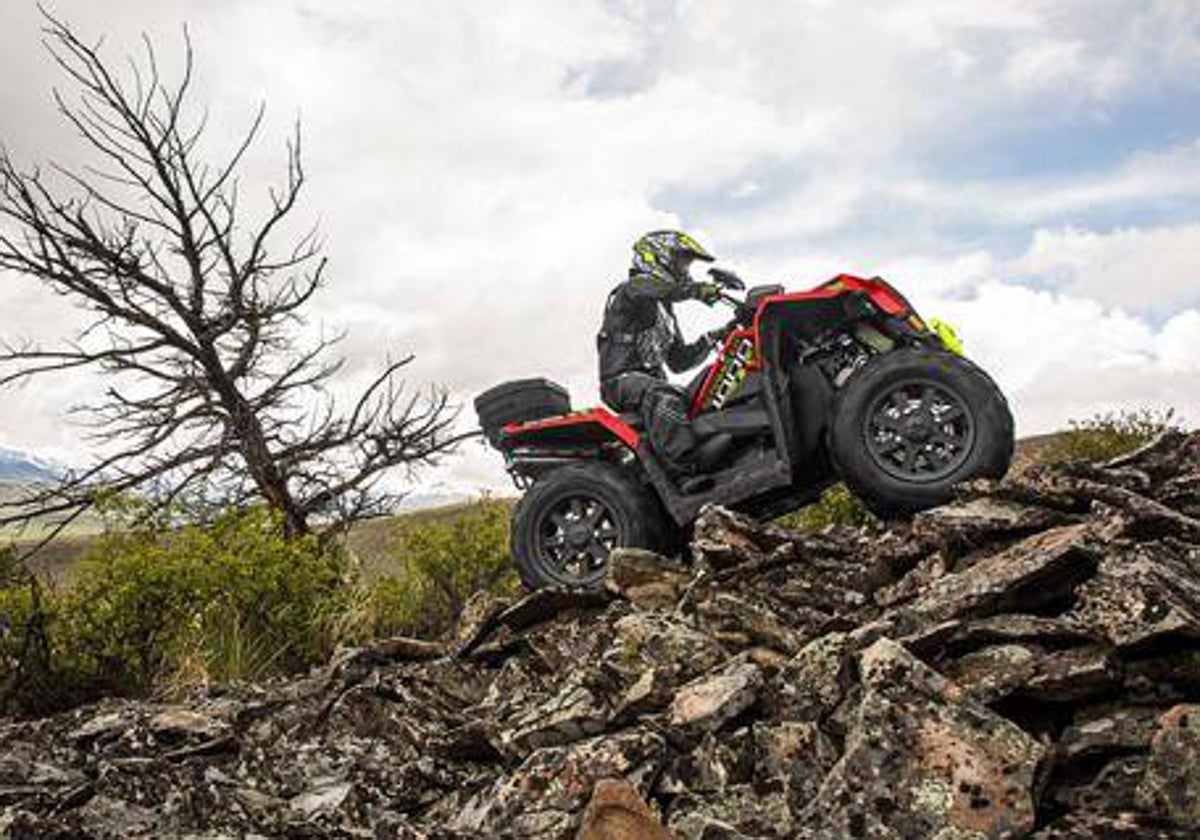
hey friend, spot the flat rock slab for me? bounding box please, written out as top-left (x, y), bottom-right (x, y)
top-left (798, 638), bottom-right (1045, 839)
top-left (940, 643), bottom-right (1042, 703)
top-left (914, 497), bottom-right (1075, 549)
top-left (889, 523), bottom-right (1098, 632)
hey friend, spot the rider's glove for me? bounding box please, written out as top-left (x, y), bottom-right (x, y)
top-left (692, 282), bottom-right (722, 304)
top-left (705, 326), bottom-right (728, 347)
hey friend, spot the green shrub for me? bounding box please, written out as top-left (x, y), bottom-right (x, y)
top-left (0, 545), bottom-right (58, 713)
top-left (1038, 408), bottom-right (1178, 465)
top-left (776, 483), bottom-right (879, 533)
top-left (0, 506), bottom-right (363, 715)
top-left (370, 498), bottom-right (517, 639)
top-left (67, 505), bottom-right (358, 692)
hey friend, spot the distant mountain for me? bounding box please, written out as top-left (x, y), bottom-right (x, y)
top-left (0, 446), bottom-right (62, 483)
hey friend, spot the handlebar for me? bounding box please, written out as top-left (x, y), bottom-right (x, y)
top-left (712, 290), bottom-right (756, 326)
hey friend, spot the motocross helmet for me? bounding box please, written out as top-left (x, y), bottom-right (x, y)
top-left (631, 230), bottom-right (715, 285)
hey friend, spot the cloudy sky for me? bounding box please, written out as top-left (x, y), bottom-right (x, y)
top-left (2, 0), bottom-right (1199, 499)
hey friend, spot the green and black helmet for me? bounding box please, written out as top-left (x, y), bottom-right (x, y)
top-left (631, 230), bottom-right (715, 285)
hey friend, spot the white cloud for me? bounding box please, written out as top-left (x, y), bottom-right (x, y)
top-left (1005, 40), bottom-right (1086, 91)
top-left (0, 0), bottom-right (1199, 496)
top-left (1015, 223), bottom-right (1200, 311)
top-left (927, 283), bottom-right (1200, 434)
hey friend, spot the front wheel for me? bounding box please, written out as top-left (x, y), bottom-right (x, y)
top-left (828, 348), bottom-right (1013, 518)
top-left (510, 462), bottom-right (671, 590)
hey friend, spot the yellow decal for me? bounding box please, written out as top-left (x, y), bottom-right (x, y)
top-left (929, 317), bottom-right (964, 355)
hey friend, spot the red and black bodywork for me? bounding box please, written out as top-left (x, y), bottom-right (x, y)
top-left (493, 274), bottom-right (940, 525)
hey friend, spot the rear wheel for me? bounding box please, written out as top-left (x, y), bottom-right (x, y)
top-left (829, 348), bottom-right (1013, 518)
top-left (511, 462), bottom-right (670, 590)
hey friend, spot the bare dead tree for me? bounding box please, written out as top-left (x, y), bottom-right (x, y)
top-left (0, 12), bottom-right (468, 543)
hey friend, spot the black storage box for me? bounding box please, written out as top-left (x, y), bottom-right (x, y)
top-left (475, 378), bottom-right (571, 446)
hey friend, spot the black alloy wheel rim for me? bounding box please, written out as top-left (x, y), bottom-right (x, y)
top-left (864, 378), bottom-right (975, 482)
top-left (535, 494), bottom-right (623, 583)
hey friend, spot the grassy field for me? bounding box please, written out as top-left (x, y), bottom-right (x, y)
top-left (343, 498), bottom-right (515, 581)
top-left (6, 498), bottom-right (518, 587)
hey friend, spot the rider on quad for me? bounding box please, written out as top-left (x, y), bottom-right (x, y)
top-left (597, 230), bottom-right (733, 479)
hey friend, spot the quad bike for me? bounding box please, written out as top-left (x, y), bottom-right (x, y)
top-left (476, 271), bottom-right (1013, 590)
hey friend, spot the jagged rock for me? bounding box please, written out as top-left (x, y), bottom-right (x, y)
top-left (1067, 543), bottom-right (1200, 649)
top-left (1137, 704), bottom-right (1200, 828)
top-left (768, 631), bottom-right (852, 722)
top-left (1021, 645), bottom-right (1116, 703)
top-left (147, 709), bottom-right (229, 742)
top-left (914, 496), bottom-right (1075, 551)
top-left (498, 674), bottom-right (610, 756)
top-left (289, 779), bottom-right (353, 817)
top-left (1049, 753), bottom-right (1147, 818)
top-left (611, 613), bottom-right (728, 682)
top-left (576, 778), bottom-right (676, 840)
top-left (657, 730), bottom-right (753, 795)
top-left (1160, 472), bottom-right (1200, 517)
top-left (667, 785), bottom-right (794, 838)
top-left (610, 667), bottom-right (674, 723)
top-left (752, 720), bottom-right (837, 807)
top-left (8, 432), bottom-right (1200, 838)
top-left (873, 549), bottom-right (953, 608)
top-left (606, 548), bottom-right (692, 611)
top-left (931, 613), bottom-right (1099, 652)
top-left (1031, 810), bottom-right (1195, 838)
top-left (940, 643), bottom-right (1042, 703)
top-left (68, 710), bottom-right (133, 746)
top-left (694, 593), bottom-right (802, 654)
top-left (455, 589), bottom-right (508, 648)
top-left (461, 587), bottom-right (613, 660)
top-left (798, 638), bottom-right (1045, 839)
top-left (669, 661), bottom-right (763, 738)
top-left (449, 729), bottom-right (667, 838)
top-left (1059, 705), bottom-right (1165, 760)
top-left (691, 506), bottom-right (792, 571)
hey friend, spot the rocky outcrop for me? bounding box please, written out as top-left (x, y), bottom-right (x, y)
top-left (3, 431), bottom-right (1200, 839)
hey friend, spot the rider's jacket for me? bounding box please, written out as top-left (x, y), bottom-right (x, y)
top-left (597, 272), bottom-right (714, 386)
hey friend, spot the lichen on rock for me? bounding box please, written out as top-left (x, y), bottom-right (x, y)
top-left (4, 431), bottom-right (1200, 838)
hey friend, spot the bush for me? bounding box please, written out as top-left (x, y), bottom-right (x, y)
top-left (1038, 408), bottom-right (1178, 465)
top-left (0, 506), bottom-right (363, 715)
top-left (0, 546), bottom-right (58, 713)
top-left (776, 483), bottom-right (879, 533)
top-left (369, 498), bottom-right (517, 639)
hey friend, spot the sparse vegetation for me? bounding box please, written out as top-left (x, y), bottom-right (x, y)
top-left (776, 483), bottom-right (880, 532)
top-left (1, 506), bottom-right (363, 716)
top-left (368, 498), bottom-right (518, 639)
top-left (1037, 408), bottom-right (1178, 465)
top-left (0, 497), bottom-right (520, 717)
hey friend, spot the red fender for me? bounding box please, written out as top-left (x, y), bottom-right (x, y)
top-left (501, 407), bottom-right (640, 448)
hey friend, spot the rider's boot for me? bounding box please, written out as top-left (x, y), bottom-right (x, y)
top-left (694, 432), bottom-right (733, 471)
top-left (676, 432), bottom-right (733, 494)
